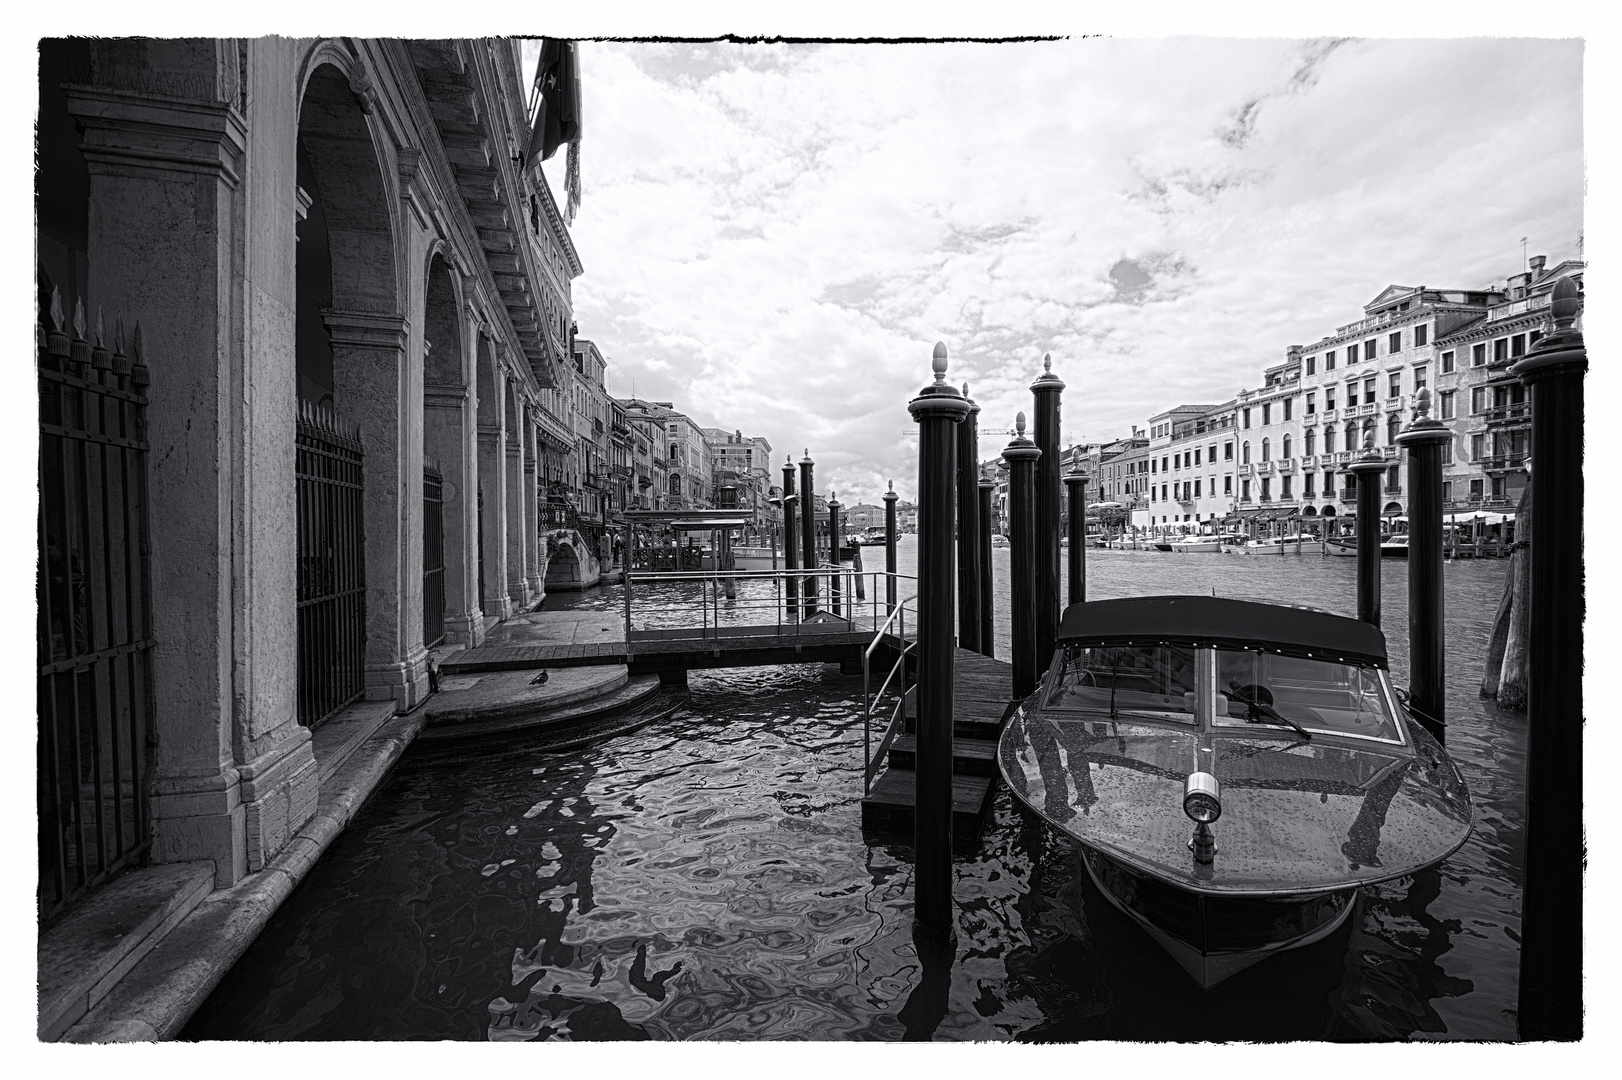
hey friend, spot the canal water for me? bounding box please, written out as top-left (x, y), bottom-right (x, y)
top-left (184, 543), bottom-right (1526, 1041)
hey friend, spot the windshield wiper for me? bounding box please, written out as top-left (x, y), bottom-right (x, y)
top-left (1230, 689), bottom-right (1312, 739)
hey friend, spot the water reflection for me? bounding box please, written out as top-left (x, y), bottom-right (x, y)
top-left (184, 555), bottom-right (1525, 1042)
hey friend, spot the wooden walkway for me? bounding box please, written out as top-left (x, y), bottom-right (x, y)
top-left (861, 648), bottom-right (1015, 842)
top-left (440, 629), bottom-right (891, 678)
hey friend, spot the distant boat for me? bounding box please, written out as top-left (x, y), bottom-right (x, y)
top-left (1170, 533), bottom-right (1238, 554)
top-left (1325, 535), bottom-right (1407, 558)
top-left (990, 533), bottom-right (1010, 548)
top-left (1240, 534), bottom-right (1324, 556)
top-left (999, 595), bottom-right (1472, 989)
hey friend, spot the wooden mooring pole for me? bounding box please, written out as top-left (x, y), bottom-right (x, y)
top-left (828, 492), bottom-right (843, 619)
top-left (782, 456), bottom-right (800, 617)
top-left (1396, 388), bottom-right (1448, 743)
top-left (883, 480), bottom-right (898, 614)
top-left (1003, 412), bottom-right (1041, 699)
top-left (1510, 276), bottom-right (1585, 1041)
top-left (907, 343), bottom-right (969, 943)
top-left (799, 450), bottom-right (818, 617)
top-left (978, 478), bottom-right (995, 659)
top-left (957, 384), bottom-right (982, 651)
top-left (1348, 426), bottom-right (1387, 626)
top-left (1031, 355), bottom-right (1064, 674)
top-left (1063, 459), bottom-right (1088, 607)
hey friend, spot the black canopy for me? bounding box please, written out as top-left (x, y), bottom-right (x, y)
top-left (1057, 595), bottom-right (1388, 668)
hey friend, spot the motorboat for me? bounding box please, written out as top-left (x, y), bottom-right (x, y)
top-left (990, 533), bottom-right (1010, 548)
top-left (1152, 538), bottom-right (1177, 552)
top-left (1382, 533), bottom-right (1410, 559)
top-left (1324, 536), bottom-right (1357, 557)
top-left (1169, 533), bottom-right (1238, 554)
top-left (1238, 534), bottom-right (1323, 556)
top-left (1324, 535), bottom-right (1408, 558)
top-left (998, 595), bottom-right (1472, 989)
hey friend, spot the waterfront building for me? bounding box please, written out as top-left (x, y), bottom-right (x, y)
top-left (703, 428), bottom-right (773, 536)
top-left (1232, 355), bottom-right (1307, 531)
top-left (34, 33), bottom-right (591, 955)
top-left (1145, 404), bottom-right (1230, 530)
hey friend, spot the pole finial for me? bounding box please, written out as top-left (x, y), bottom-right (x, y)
top-left (1364, 425), bottom-right (1376, 451)
top-left (931, 342), bottom-right (948, 383)
top-left (1016, 411), bottom-right (1027, 436)
top-left (888, 479), bottom-right (894, 492)
top-left (1043, 352), bottom-right (1052, 373)
top-left (1550, 275), bottom-right (1580, 331)
top-left (962, 381), bottom-right (969, 398)
top-left (1414, 386), bottom-right (1432, 420)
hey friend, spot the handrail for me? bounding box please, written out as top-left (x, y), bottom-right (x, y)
top-left (622, 566), bottom-right (919, 646)
top-left (862, 593), bottom-right (917, 795)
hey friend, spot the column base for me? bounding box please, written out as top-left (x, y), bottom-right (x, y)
top-left (365, 645), bottom-right (431, 712)
top-left (149, 766), bottom-right (247, 888)
top-left (443, 609), bottom-right (483, 647)
top-left (236, 727), bottom-right (319, 874)
top-left (483, 594), bottom-right (514, 622)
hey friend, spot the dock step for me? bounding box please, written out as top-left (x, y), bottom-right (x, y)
top-left (860, 767), bottom-right (994, 837)
top-left (416, 674), bottom-right (661, 742)
top-left (884, 735), bottom-right (998, 776)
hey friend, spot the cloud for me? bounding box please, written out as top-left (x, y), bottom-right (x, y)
top-left (545, 37), bottom-right (1582, 504)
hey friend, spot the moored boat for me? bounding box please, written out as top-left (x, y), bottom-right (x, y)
top-left (998, 595), bottom-right (1472, 989)
top-left (1169, 532), bottom-right (1238, 554)
top-left (1324, 534), bottom-right (1408, 558)
top-left (1238, 534), bottom-right (1323, 556)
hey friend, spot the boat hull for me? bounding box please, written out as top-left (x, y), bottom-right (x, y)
top-left (1171, 540), bottom-right (1223, 554)
top-left (1324, 540), bottom-right (1408, 558)
top-left (1080, 848), bottom-right (1357, 989)
top-left (1240, 540), bottom-right (1324, 556)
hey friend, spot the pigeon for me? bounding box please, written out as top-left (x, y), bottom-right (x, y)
top-left (530, 670), bottom-right (550, 686)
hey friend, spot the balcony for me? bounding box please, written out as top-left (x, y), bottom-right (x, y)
top-left (1481, 454), bottom-right (1529, 473)
top-left (1319, 408), bottom-right (1338, 423)
top-left (1277, 458), bottom-right (1297, 473)
top-left (1255, 461), bottom-right (1275, 476)
top-left (1237, 463), bottom-right (1255, 477)
top-left (1384, 396), bottom-right (1405, 412)
top-left (1483, 402), bottom-right (1530, 425)
top-left (1177, 491), bottom-right (1197, 507)
top-left (1445, 496), bottom-right (1512, 510)
top-left (1338, 489), bottom-right (1358, 503)
top-left (1384, 484), bottom-right (1403, 495)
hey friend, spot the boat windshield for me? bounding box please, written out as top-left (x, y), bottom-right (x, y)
top-left (1214, 648), bottom-right (1401, 742)
top-left (1043, 644), bottom-right (1198, 723)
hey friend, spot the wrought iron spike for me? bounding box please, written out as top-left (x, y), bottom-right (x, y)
top-left (72, 298), bottom-right (86, 340)
top-left (132, 323), bottom-right (145, 365)
top-left (49, 286), bottom-right (63, 332)
top-left (114, 319), bottom-right (126, 355)
top-left (95, 306), bottom-right (105, 347)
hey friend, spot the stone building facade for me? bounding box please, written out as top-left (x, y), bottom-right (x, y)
top-left (36, 36), bottom-right (587, 900)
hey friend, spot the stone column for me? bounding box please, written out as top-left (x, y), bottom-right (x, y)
top-left (425, 367), bottom-right (479, 646)
top-left (69, 44), bottom-right (318, 886)
top-left (477, 343), bottom-right (512, 622)
top-left (523, 407), bottom-right (544, 601)
top-left (504, 373), bottom-right (532, 609)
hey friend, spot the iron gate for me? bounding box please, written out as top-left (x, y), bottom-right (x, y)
top-left (296, 401), bottom-right (365, 728)
top-left (423, 466), bottom-right (445, 649)
top-left (37, 296), bottom-right (155, 923)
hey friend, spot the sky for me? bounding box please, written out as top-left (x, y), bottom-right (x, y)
top-left (523, 36), bottom-right (1583, 507)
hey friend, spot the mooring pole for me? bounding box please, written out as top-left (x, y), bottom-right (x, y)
top-left (1031, 355), bottom-right (1065, 674)
top-left (978, 478), bottom-right (996, 659)
top-left (1510, 276), bottom-right (1585, 1042)
top-left (1003, 412), bottom-right (1041, 699)
top-left (883, 480), bottom-right (899, 614)
top-left (828, 491), bottom-right (843, 620)
top-left (1395, 388), bottom-right (1449, 744)
top-left (1064, 459), bottom-right (1088, 607)
top-left (957, 383), bottom-right (982, 651)
top-left (799, 450), bottom-right (818, 617)
top-left (782, 456), bottom-right (800, 617)
top-left (1348, 425), bottom-right (1387, 626)
top-left (907, 342), bottom-right (969, 944)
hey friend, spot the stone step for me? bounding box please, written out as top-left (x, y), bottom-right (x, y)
top-left (884, 734), bottom-right (999, 776)
top-left (415, 673), bottom-right (661, 743)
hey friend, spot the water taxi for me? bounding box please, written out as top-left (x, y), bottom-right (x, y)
top-left (1170, 533), bottom-right (1239, 554)
top-left (998, 595), bottom-right (1472, 989)
top-left (1324, 535), bottom-right (1407, 558)
top-left (1238, 534), bottom-right (1324, 556)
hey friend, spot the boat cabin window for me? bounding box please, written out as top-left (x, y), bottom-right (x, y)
top-left (1044, 644), bottom-right (1197, 723)
top-left (1214, 649), bottom-right (1401, 742)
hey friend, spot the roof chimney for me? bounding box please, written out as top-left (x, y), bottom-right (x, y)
top-left (1529, 254), bottom-right (1547, 277)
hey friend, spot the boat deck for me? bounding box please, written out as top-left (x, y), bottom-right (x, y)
top-left (861, 649), bottom-right (1016, 842)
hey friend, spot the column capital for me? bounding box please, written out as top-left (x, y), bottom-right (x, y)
top-left (66, 82), bottom-right (246, 187)
top-left (322, 309), bottom-right (409, 351)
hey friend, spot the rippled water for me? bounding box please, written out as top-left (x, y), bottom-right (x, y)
top-left (184, 547), bottom-right (1526, 1041)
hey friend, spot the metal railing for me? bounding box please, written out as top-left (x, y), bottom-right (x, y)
top-left (863, 595), bottom-right (917, 795)
top-left (296, 401), bottom-right (367, 728)
top-left (37, 297), bottom-right (155, 924)
top-left (423, 466), bottom-right (445, 650)
top-left (621, 566), bottom-right (916, 643)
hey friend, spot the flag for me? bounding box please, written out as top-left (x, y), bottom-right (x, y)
top-left (526, 39), bottom-right (581, 166)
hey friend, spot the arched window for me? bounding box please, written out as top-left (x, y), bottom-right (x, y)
top-left (1346, 422), bottom-right (1360, 450)
top-left (669, 473), bottom-right (682, 497)
top-left (1387, 415), bottom-right (1401, 446)
top-left (1305, 429), bottom-right (1315, 457)
top-left (1261, 437), bottom-right (1270, 462)
top-left (1282, 434), bottom-right (1292, 460)
top-left (1325, 428), bottom-right (1336, 454)
top-left (1242, 441), bottom-right (1251, 464)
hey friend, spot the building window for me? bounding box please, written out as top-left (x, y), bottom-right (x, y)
top-left (1365, 338), bottom-right (1378, 360)
top-left (1224, 475), bottom-right (1232, 494)
top-left (1472, 343), bottom-right (1486, 367)
top-left (1347, 343), bottom-right (1359, 363)
top-left (1194, 447), bottom-right (1202, 466)
top-left (1224, 442), bottom-right (1233, 461)
top-left (1306, 391), bottom-right (1316, 414)
top-left (1242, 407), bottom-right (1251, 429)
top-left (1261, 477), bottom-right (1271, 500)
top-left (1364, 377), bottom-right (1376, 400)
top-left (1262, 403), bottom-right (1271, 425)
top-left (1471, 387), bottom-right (1486, 413)
top-left (1415, 323), bottom-right (1429, 347)
top-left (1440, 390), bottom-right (1455, 419)
top-left (1346, 422), bottom-right (1361, 450)
top-left (1443, 480), bottom-right (1452, 502)
top-left (1283, 398), bottom-right (1293, 421)
top-left (1304, 473), bottom-right (1315, 496)
top-left (1414, 366), bottom-right (1428, 391)
top-left (1443, 440), bottom-right (1453, 465)
top-left (1511, 333), bottom-right (1527, 357)
top-left (1325, 428), bottom-right (1336, 454)
top-left (1194, 478), bottom-right (1202, 497)
top-left (1305, 429), bottom-right (1315, 456)
top-left (1161, 483), bottom-right (1168, 501)
top-left (1163, 456), bottom-right (1170, 472)
top-left (1441, 351), bottom-right (1454, 373)
top-left (1326, 350), bottom-right (1337, 370)
top-left (1492, 338), bottom-right (1508, 363)
top-left (1282, 474), bottom-right (1293, 498)
top-left (1283, 434), bottom-right (1292, 459)
top-left (1261, 437), bottom-right (1270, 462)
top-left (1471, 433), bottom-right (1486, 461)
top-left (1306, 356), bottom-right (1316, 375)
top-left (1470, 478), bottom-right (1484, 499)
top-left (1387, 415), bottom-right (1400, 445)
top-left (1389, 372), bottom-right (1401, 399)
top-left (1242, 479), bottom-right (1251, 501)
top-left (1389, 331), bottom-right (1402, 354)
top-left (1325, 388), bottom-right (1335, 411)
top-left (1151, 458), bottom-right (1157, 473)
top-left (1242, 441), bottom-right (1250, 464)
top-left (1346, 384), bottom-right (1358, 408)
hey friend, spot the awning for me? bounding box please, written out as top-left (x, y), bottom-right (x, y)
top-left (624, 510), bottom-right (753, 528)
top-left (1059, 595), bottom-right (1389, 668)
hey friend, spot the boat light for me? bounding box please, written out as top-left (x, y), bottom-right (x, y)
top-left (1184, 771), bottom-right (1222, 823)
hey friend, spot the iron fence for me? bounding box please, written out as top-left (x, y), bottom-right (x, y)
top-left (37, 295), bottom-right (155, 923)
top-left (296, 401), bottom-right (366, 728)
top-left (423, 466), bottom-right (445, 650)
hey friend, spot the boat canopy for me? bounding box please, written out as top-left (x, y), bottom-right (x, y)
top-left (1058, 595), bottom-right (1389, 668)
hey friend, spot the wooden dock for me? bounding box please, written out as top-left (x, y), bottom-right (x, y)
top-left (861, 648), bottom-right (1016, 842)
top-left (440, 629), bottom-right (892, 678)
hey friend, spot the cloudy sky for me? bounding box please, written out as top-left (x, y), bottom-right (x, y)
top-left (527, 36), bottom-right (1582, 506)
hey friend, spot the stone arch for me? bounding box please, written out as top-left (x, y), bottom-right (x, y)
top-left (1384, 501), bottom-right (1404, 516)
top-left (422, 251), bottom-right (477, 643)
